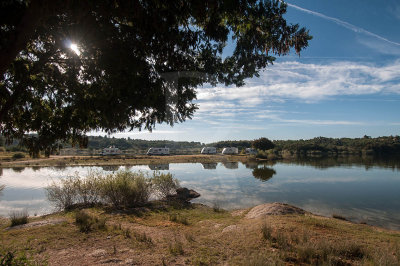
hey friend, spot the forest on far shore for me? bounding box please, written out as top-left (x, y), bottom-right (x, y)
top-left (1, 135), bottom-right (400, 157)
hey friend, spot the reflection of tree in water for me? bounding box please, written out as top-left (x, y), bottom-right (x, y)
top-left (0, 167), bottom-right (2, 176)
top-left (148, 164), bottom-right (169, 170)
top-left (290, 155), bottom-right (400, 171)
top-left (201, 163), bottom-right (217, 169)
top-left (12, 167), bottom-right (25, 173)
top-left (32, 166), bottom-right (42, 171)
top-left (252, 166), bottom-right (276, 182)
top-left (222, 162), bottom-right (239, 169)
top-left (101, 165), bottom-right (121, 172)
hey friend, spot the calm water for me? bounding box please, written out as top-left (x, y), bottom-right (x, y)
top-left (0, 157), bottom-right (400, 230)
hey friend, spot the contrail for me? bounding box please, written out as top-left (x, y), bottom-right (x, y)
top-left (286, 2), bottom-right (400, 47)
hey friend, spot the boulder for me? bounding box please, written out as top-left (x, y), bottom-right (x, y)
top-left (245, 202), bottom-right (306, 219)
top-left (167, 187), bottom-right (200, 202)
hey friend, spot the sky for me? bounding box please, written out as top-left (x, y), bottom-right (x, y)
top-left (96, 0), bottom-right (400, 143)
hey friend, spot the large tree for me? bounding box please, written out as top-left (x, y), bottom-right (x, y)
top-left (0, 0), bottom-right (311, 156)
top-left (252, 137), bottom-right (275, 151)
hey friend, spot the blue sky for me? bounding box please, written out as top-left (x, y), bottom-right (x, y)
top-left (100, 0), bottom-right (400, 143)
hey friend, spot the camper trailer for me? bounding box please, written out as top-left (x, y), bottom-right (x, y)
top-left (101, 146), bottom-right (121, 156)
top-left (201, 147), bottom-right (217, 154)
top-left (245, 148), bottom-right (257, 155)
top-left (147, 147), bottom-right (170, 155)
top-left (221, 147), bottom-right (239, 155)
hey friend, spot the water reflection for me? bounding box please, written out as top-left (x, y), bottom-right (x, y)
top-left (0, 167), bottom-right (3, 176)
top-left (252, 166), bottom-right (276, 182)
top-left (149, 164), bottom-right (169, 170)
top-left (1, 157), bottom-right (400, 229)
top-left (244, 161), bottom-right (258, 169)
top-left (289, 155), bottom-right (400, 171)
top-left (201, 163), bottom-right (217, 170)
top-left (222, 162), bottom-right (239, 169)
top-left (12, 167), bottom-right (25, 173)
top-left (32, 166), bottom-right (42, 171)
top-left (101, 165), bottom-right (121, 171)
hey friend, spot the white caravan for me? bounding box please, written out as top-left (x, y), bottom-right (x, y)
top-left (147, 147), bottom-right (170, 155)
top-left (245, 148), bottom-right (257, 155)
top-left (221, 147), bottom-right (238, 155)
top-left (201, 147), bottom-right (217, 154)
top-left (101, 146), bottom-right (121, 155)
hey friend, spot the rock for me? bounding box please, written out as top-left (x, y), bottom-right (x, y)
top-left (167, 187), bottom-right (200, 202)
top-left (245, 202), bottom-right (306, 219)
top-left (222, 225), bottom-right (239, 233)
top-left (89, 249), bottom-right (107, 257)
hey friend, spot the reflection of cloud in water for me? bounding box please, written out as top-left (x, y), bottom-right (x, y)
top-left (0, 161), bottom-right (400, 229)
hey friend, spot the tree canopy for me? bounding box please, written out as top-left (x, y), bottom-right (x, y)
top-left (252, 137), bottom-right (275, 151)
top-left (0, 0), bottom-right (311, 156)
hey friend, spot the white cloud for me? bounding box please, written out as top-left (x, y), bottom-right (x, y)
top-left (196, 60), bottom-right (400, 103)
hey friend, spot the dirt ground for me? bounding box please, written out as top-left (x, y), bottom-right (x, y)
top-left (1, 203), bottom-right (400, 265)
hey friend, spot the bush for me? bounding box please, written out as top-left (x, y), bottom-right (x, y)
top-left (12, 153), bottom-right (25, 160)
top-left (151, 172), bottom-right (180, 199)
top-left (75, 210), bottom-right (106, 233)
top-left (99, 171), bottom-right (152, 208)
top-left (46, 170), bottom-right (156, 210)
top-left (46, 177), bottom-right (78, 210)
top-left (9, 210), bottom-right (28, 227)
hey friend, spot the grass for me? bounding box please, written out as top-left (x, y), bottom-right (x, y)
top-left (168, 240), bottom-right (184, 256)
top-left (0, 204), bottom-right (399, 265)
top-left (75, 210), bottom-right (106, 233)
top-left (9, 210), bottom-right (29, 227)
top-left (169, 213), bottom-right (189, 225)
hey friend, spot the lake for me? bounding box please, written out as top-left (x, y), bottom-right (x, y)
top-left (1, 157), bottom-right (400, 230)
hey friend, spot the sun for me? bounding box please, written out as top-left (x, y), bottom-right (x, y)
top-left (70, 43), bottom-right (81, 56)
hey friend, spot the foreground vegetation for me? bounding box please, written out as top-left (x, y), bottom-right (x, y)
top-left (1, 202), bottom-right (399, 265)
top-left (46, 171), bottom-right (180, 210)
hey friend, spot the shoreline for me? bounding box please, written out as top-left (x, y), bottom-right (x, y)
top-left (0, 154), bottom-right (257, 168)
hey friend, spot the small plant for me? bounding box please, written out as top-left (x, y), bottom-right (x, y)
top-left (75, 210), bottom-right (106, 233)
top-left (261, 222), bottom-right (273, 241)
top-left (0, 250), bottom-right (34, 265)
top-left (169, 213), bottom-right (189, 225)
top-left (212, 202), bottom-right (224, 213)
top-left (168, 241), bottom-right (184, 256)
top-left (9, 210), bottom-right (28, 227)
top-left (133, 231), bottom-right (153, 245)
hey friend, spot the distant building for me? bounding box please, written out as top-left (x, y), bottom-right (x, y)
top-left (147, 147), bottom-right (170, 155)
top-left (101, 146), bottom-right (121, 155)
top-left (201, 147), bottom-right (217, 154)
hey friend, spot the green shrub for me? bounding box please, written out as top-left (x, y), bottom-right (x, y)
top-left (9, 210), bottom-right (28, 227)
top-left (12, 153), bottom-right (25, 160)
top-left (151, 172), bottom-right (180, 199)
top-left (99, 171), bottom-right (152, 208)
